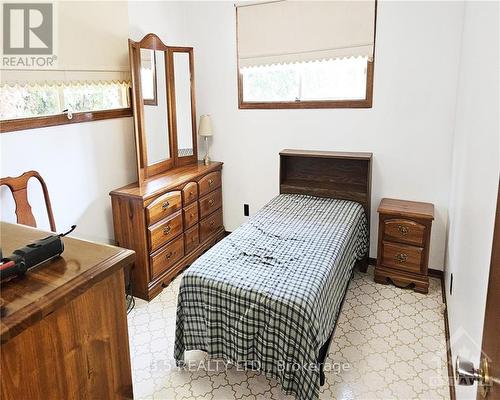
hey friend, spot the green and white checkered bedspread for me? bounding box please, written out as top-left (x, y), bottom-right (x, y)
top-left (174, 194), bottom-right (368, 400)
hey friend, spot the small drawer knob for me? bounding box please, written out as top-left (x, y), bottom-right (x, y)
top-left (166, 252), bottom-right (172, 260)
top-left (398, 224), bottom-right (409, 236)
top-left (210, 220), bottom-right (215, 227)
top-left (208, 199), bottom-right (215, 206)
top-left (162, 201), bottom-right (170, 210)
top-left (163, 226), bottom-right (171, 235)
top-left (208, 179), bottom-right (214, 186)
top-left (395, 252), bottom-right (408, 263)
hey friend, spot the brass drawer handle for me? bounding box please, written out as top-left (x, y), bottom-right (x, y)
top-left (189, 191), bottom-right (195, 197)
top-left (190, 213), bottom-right (195, 218)
top-left (210, 220), bottom-right (215, 227)
top-left (208, 199), bottom-right (215, 207)
top-left (398, 224), bottom-right (409, 236)
top-left (395, 252), bottom-right (408, 263)
top-left (163, 225), bottom-right (171, 235)
top-left (208, 179), bottom-right (214, 186)
top-left (165, 251), bottom-right (173, 260)
top-left (162, 201), bottom-right (170, 210)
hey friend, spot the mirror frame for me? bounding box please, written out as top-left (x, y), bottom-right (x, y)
top-left (128, 34), bottom-right (198, 183)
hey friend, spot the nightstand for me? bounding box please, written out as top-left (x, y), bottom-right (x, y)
top-left (374, 198), bottom-right (434, 294)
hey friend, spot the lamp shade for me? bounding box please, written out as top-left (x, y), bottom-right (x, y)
top-left (198, 115), bottom-right (213, 137)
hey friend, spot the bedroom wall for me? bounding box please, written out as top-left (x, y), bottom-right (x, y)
top-left (0, 1), bottom-right (471, 274)
top-left (444, 2), bottom-right (500, 399)
top-left (0, 1), bottom-right (188, 243)
top-left (181, 0), bottom-right (465, 268)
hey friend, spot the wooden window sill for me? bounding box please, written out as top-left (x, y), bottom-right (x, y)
top-left (0, 108), bottom-right (133, 133)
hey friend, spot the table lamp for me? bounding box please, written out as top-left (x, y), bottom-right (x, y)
top-left (198, 114), bottom-right (213, 165)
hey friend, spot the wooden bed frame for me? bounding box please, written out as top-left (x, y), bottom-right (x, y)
top-left (279, 149), bottom-right (373, 385)
top-left (280, 149), bottom-right (373, 271)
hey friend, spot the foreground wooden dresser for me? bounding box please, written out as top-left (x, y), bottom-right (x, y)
top-left (0, 222), bottom-right (135, 400)
top-left (110, 161), bottom-right (225, 300)
top-left (374, 198), bottom-right (434, 294)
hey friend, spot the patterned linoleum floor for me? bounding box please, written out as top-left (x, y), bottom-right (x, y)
top-left (127, 266), bottom-right (451, 400)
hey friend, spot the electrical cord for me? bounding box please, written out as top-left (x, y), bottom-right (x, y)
top-left (125, 267), bottom-right (135, 314)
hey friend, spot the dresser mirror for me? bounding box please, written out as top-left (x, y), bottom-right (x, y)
top-left (171, 49), bottom-right (197, 164)
top-left (142, 49), bottom-right (170, 165)
top-left (129, 34), bottom-right (198, 183)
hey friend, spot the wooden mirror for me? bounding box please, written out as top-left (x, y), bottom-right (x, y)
top-left (129, 34), bottom-right (198, 183)
top-left (170, 48), bottom-right (197, 166)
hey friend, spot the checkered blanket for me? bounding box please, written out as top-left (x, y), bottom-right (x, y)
top-left (174, 194), bottom-right (368, 400)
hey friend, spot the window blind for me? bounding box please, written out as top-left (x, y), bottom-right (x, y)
top-left (1, 1), bottom-right (130, 84)
top-left (237, 0), bottom-right (376, 68)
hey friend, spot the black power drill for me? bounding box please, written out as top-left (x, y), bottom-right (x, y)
top-left (0, 225), bottom-right (76, 280)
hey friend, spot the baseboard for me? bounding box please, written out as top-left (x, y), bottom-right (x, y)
top-left (439, 274), bottom-right (456, 400)
top-left (428, 268), bottom-right (444, 279)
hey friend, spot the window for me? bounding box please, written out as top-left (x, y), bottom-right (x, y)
top-left (0, 81), bottom-right (130, 120)
top-left (236, 1), bottom-right (377, 109)
top-left (241, 57), bottom-right (369, 103)
top-left (0, 1), bottom-right (131, 133)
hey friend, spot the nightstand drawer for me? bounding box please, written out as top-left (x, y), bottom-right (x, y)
top-left (384, 218), bottom-right (425, 246)
top-left (381, 241), bottom-right (423, 274)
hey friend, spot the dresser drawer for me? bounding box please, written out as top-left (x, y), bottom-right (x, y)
top-left (148, 211), bottom-right (183, 252)
top-left (200, 209), bottom-right (223, 242)
top-left (199, 188), bottom-right (222, 219)
top-left (198, 171), bottom-right (221, 197)
top-left (183, 202), bottom-right (199, 229)
top-left (182, 182), bottom-right (198, 206)
top-left (146, 191), bottom-right (182, 225)
top-left (384, 218), bottom-right (425, 246)
top-left (184, 225), bottom-right (199, 254)
top-left (381, 241), bottom-right (423, 274)
top-left (150, 236), bottom-right (184, 279)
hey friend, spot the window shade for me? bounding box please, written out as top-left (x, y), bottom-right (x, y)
top-left (1, 1), bottom-right (130, 83)
top-left (237, 0), bottom-right (376, 68)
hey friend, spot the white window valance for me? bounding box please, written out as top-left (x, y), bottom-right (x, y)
top-left (237, 0), bottom-right (376, 68)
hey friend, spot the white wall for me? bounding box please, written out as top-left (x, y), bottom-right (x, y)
top-left (183, 1), bottom-right (464, 268)
top-left (444, 2), bottom-right (500, 399)
top-left (0, 118), bottom-right (136, 243)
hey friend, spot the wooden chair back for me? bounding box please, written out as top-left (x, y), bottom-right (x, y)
top-left (0, 170), bottom-right (56, 231)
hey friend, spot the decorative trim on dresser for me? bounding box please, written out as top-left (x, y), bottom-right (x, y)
top-left (110, 161), bottom-right (225, 300)
top-left (374, 198), bottom-right (434, 294)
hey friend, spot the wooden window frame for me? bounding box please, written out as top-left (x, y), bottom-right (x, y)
top-left (0, 107), bottom-right (132, 133)
top-left (235, 2), bottom-right (378, 110)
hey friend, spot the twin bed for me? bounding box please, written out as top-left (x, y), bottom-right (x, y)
top-left (174, 150), bottom-right (373, 400)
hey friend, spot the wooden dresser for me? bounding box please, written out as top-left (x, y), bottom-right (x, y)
top-left (110, 161), bottom-right (225, 300)
top-left (374, 198), bottom-right (434, 294)
top-left (0, 222), bottom-right (135, 399)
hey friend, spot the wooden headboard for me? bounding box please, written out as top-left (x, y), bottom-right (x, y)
top-left (279, 149), bottom-right (373, 257)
